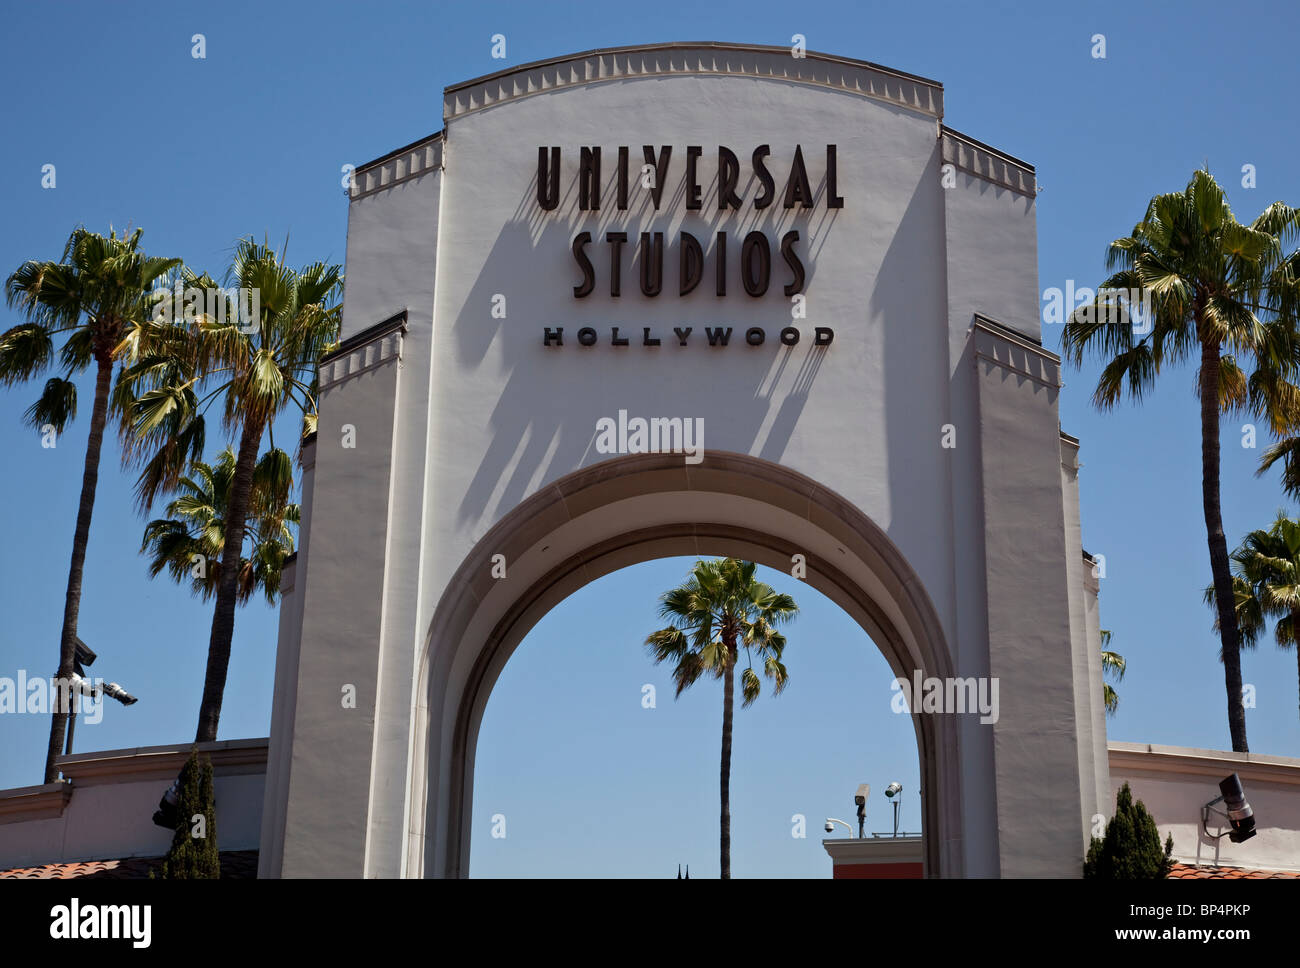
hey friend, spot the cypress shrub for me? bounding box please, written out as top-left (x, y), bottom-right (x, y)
top-left (158, 747), bottom-right (220, 879)
top-left (1084, 782), bottom-right (1174, 879)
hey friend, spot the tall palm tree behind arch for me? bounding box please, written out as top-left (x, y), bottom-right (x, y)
top-left (1, 227), bottom-right (181, 782)
top-left (125, 239), bottom-right (340, 742)
top-left (1063, 169), bottom-right (1300, 752)
top-left (644, 558), bottom-right (798, 878)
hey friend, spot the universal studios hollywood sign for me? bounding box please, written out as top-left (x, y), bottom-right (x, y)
top-left (539, 144), bottom-right (839, 350)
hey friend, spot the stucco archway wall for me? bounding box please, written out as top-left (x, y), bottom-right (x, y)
top-left (263, 42), bottom-right (1107, 882)
top-left (408, 452), bottom-right (962, 878)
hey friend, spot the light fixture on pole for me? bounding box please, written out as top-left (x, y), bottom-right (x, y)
top-left (855, 783), bottom-right (870, 839)
top-left (885, 781), bottom-right (903, 838)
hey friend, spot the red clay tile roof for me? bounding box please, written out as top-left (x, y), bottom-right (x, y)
top-left (1168, 862), bottom-right (1300, 880)
top-left (0, 849), bottom-right (258, 879)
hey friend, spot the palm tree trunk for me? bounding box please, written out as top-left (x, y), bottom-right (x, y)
top-left (720, 640), bottom-right (734, 879)
top-left (43, 354), bottom-right (113, 783)
top-left (194, 416), bottom-right (263, 743)
top-left (1200, 338), bottom-right (1248, 752)
top-left (1294, 609), bottom-right (1300, 723)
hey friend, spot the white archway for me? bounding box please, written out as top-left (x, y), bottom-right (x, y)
top-left (409, 452), bottom-right (962, 877)
top-left (263, 42), bottom-right (1108, 881)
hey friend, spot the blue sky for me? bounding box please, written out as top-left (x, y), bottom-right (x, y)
top-left (1, 0), bottom-right (1298, 877)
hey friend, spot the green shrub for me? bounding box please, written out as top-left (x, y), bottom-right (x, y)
top-left (158, 747), bottom-right (220, 879)
top-left (1084, 782), bottom-right (1174, 879)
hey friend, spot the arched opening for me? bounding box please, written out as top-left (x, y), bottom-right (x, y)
top-left (469, 557), bottom-right (925, 877)
top-left (409, 452), bottom-right (962, 877)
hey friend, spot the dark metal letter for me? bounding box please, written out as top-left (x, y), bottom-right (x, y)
top-left (617, 146), bottom-right (629, 210)
top-left (537, 146), bottom-right (560, 210)
top-left (572, 232), bottom-right (594, 298)
top-left (741, 231), bottom-right (771, 296)
top-left (579, 146), bottom-right (601, 210)
top-left (715, 232), bottom-right (727, 296)
top-left (685, 145), bottom-right (702, 210)
top-left (639, 232), bottom-right (663, 297)
top-left (826, 144), bottom-right (844, 209)
top-left (781, 231), bottom-right (805, 296)
top-left (783, 145), bottom-right (813, 209)
top-left (642, 145), bottom-right (672, 208)
top-left (718, 147), bottom-right (742, 209)
top-left (752, 145), bottom-right (774, 209)
top-left (606, 231), bottom-right (627, 297)
top-left (680, 232), bottom-right (704, 296)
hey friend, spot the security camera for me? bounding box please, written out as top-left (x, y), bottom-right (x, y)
top-left (824, 821), bottom-right (834, 834)
top-left (854, 783), bottom-right (870, 807)
top-left (103, 681), bottom-right (138, 706)
top-left (64, 672), bottom-right (100, 701)
top-left (1219, 773), bottom-right (1256, 843)
top-left (886, 782), bottom-right (902, 798)
top-left (73, 636), bottom-right (97, 669)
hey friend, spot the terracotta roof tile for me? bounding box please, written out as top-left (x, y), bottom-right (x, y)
top-left (0, 849), bottom-right (258, 880)
top-left (1168, 862), bottom-right (1300, 880)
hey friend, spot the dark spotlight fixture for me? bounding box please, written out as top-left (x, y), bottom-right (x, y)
top-left (1202, 773), bottom-right (1257, 844)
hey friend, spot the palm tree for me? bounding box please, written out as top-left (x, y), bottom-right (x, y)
top-left (1099, 629), bottom-right (1125, 715)
top-left (125, 239), bottom-right (340, 742)
top-left (141, 446), bottom-right (298, 606)
top-left (1, 227), bottom-right (181, 782)
top-left (1214, 514), bottom-right (1300, 721)
top-left (644, 558), bottom-right (798, 878)
top-left (1063, 169), bottom-right (1300, 752)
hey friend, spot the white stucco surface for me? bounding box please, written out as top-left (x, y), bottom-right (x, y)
top-left (267, 43), bottom-right (1106, 878)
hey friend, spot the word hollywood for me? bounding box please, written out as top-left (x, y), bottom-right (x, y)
top-left (539, 144), bottom-right (843, 299)
top-left (594, 410), bottom-right (704, 464)
top-left (544, 324), bottom-right (834, 348)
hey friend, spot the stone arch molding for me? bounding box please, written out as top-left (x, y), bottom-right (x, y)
top-left (442, 42), bottom-right (945, 123)
top-left (408, 451), bottom-right (963, 878)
